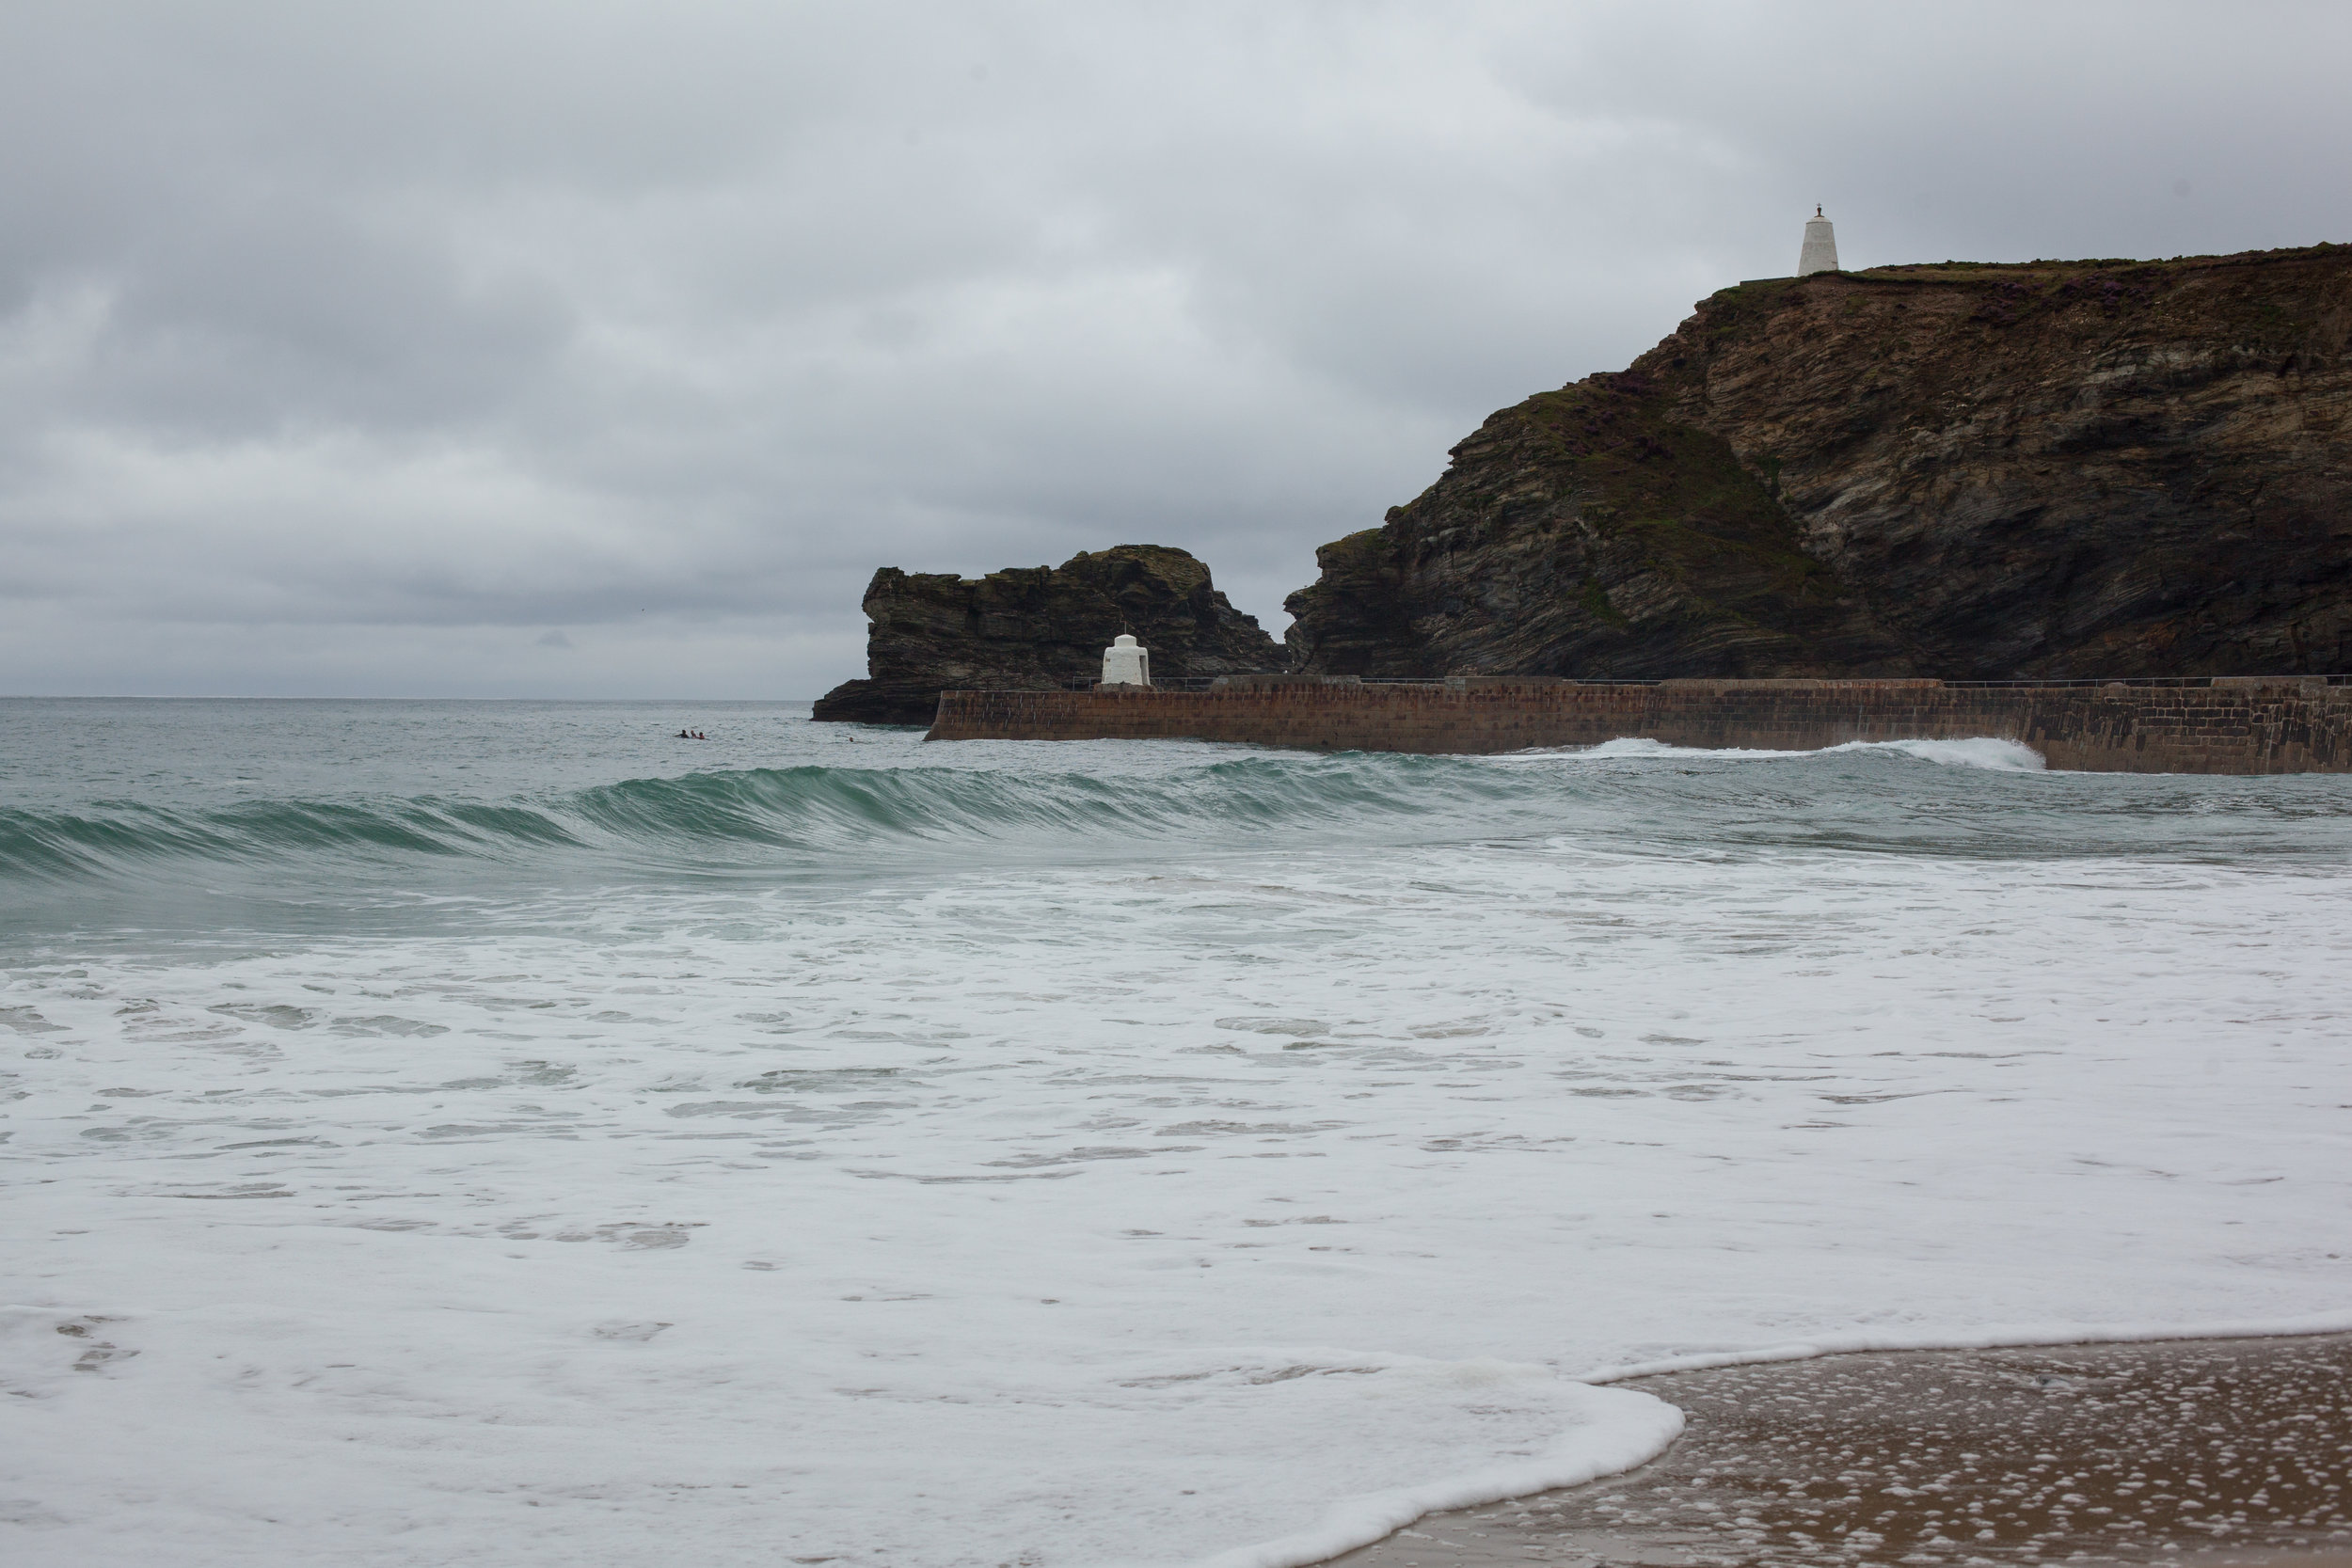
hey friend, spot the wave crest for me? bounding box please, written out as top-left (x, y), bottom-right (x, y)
top-left (0, 735), bottom-right (2068, 886)
top-left (0, 756), bottom-right (1466, 882)
top-left (1552, 736), bottom-right (2045, 770)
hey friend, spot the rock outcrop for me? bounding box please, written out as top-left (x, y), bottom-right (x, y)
top-left (813, 545), bottom-right (1285, 724)
top-left (1286, 244), bottom-right (2352, 679)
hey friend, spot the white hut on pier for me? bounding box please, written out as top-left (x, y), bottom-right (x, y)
top-left (1100, 634), bottom-right (1151, 689)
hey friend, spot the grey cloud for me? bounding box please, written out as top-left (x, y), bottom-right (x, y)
top-left (2, 1), bottom-right (2347, 697)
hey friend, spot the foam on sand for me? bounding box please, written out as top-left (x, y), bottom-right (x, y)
top-left (1184, 1376), bottom-right (1682, 1568)
top-left (1322, 1331), bottom-right (2352, 1568)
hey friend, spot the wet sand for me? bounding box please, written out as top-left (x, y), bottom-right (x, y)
top-left (1323, 1334), bottom-right (2352, 1568)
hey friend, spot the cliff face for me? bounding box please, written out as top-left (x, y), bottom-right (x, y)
top-left (1287, 244), bottom-right (2352, 679)
top-left (813, 545), bottom-right (1285, 724)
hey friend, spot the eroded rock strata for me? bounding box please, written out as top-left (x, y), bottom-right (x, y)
top-left (813, 545), bottom-right (1284, 724)
top-left (1287, 244), bottom-right (2352, 678)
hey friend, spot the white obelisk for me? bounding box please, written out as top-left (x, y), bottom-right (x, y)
top-left (1797, 206), bottom-right (1839, 276)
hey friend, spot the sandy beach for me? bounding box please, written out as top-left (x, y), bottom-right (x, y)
top-left (1323, 1333), bottom-right (2352, 1568)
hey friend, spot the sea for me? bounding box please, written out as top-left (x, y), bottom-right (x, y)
top-left (5, 697), bottom-right (2350, 1568)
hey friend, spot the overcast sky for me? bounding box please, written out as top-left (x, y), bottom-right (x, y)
top-left (5, 1), bottom-right (2347, 698)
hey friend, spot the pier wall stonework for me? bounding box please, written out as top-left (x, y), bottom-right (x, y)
top-left (925, 678), bottom-right (2352, 775)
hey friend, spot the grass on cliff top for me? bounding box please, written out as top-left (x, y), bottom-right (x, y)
top-left (1687, 240), bottom-right (2340, 356)
top-left (1060, 544), bottom-right (1211, 593)
top-left (1700, 243), bottom-right (2345, 316)
top-left (1867, 239), bottom-right (2343, 277)
top-left (1311, 528), bottom-right (1392, 577)
top-left (1498, 378), bottom-right (1851, 633)
top-left (1711, 240), bottom-right (2342, 297)
top-left (1518, 382), bottom-right (1825, 576)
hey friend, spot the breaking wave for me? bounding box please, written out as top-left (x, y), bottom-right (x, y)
top-left (1520, 736), bottom-right (2048, 769)
top-left (0, 759), bottom-right (1454, 882)
top-left (11, 732), bottom-right (2342, 892)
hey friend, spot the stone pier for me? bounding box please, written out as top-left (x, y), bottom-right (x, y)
top-left (925, 676), bottom-right (2352, 775)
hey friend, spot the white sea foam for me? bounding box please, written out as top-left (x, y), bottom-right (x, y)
top-left (1523, 735), bottom-right (2048, 769)
top-left (1186, 1379), bottom-right (1683, 1568)
top-left (5, 706), bottom-right (2349, 1567)
top-left (1827, 736), bottom-right (2048, 769)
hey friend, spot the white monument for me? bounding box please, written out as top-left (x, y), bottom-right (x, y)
top-left (1797, 206), bottom-right (1839, 276)
top-left (1100, 633), bottom-right (1151, 688)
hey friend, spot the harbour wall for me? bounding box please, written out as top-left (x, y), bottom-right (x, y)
top-left (926, 677), bottom-right (2352, 774)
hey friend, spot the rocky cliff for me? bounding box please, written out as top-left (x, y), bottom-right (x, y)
top-left (1286, 244), bottom-right (2352, 679)
top-left (813, 545), bottom-right (1285, 724)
